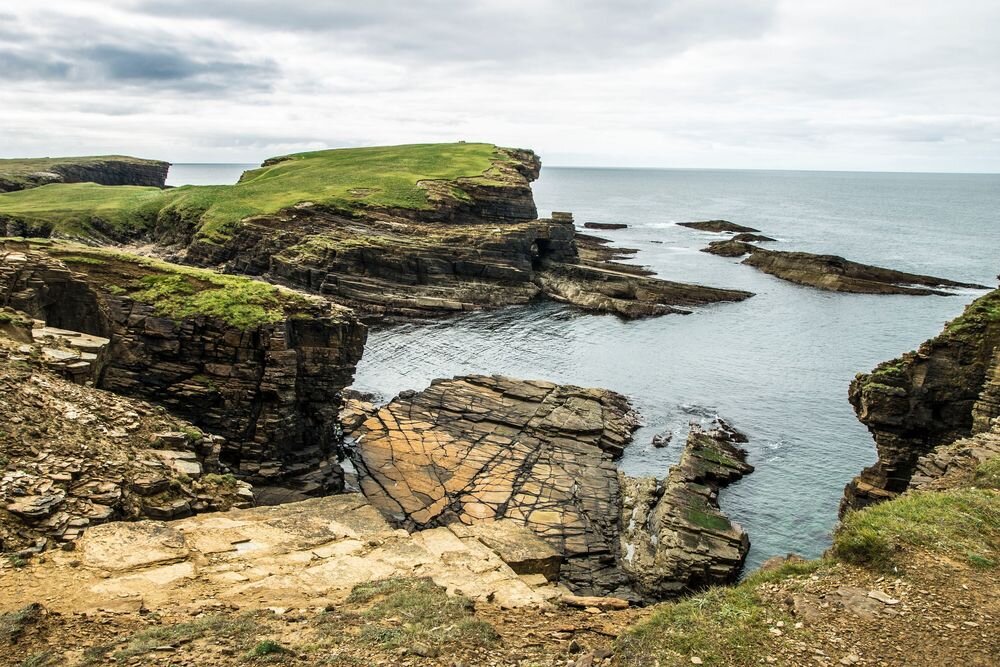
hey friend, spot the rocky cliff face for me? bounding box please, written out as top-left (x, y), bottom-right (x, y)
top-left (843, 287), bottom-right (1000, 512)
top-left (0, 156), bottom-right (169, 193)
top-left (0, 333), bottom-right (253, 554)
top-left (175, 151), bottom-right (750, 320)
top-left (0, 241), bottom-right (367, 492)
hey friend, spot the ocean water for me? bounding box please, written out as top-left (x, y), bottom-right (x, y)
top-left (166, 163), bottom-right (256, 186)
top-left (349, 167), bottom-right (1000, 570)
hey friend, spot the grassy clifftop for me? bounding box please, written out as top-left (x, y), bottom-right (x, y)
top-left (8, 239), bottom-right (332, 328)
top-left (0, 143), bottom-right (519, 243)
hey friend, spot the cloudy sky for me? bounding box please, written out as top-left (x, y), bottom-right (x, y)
top-left (1, 1), bottom-right (998, 171)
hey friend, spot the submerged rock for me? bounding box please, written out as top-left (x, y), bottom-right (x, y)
top-left (678, 220), bottom-right (760, 233)
top-left (619, 422), bottom-right (754, 597)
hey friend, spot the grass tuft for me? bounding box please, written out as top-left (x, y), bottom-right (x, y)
top-left (615, 567), bottom-right (811, 667)
top-left (1, 603), bottom-right (44, 643)
top-left (973, 457), bottom-right (1000, 489)
top-left (113, 614), bottom-right (258, 661)
top-left (341, 577), bottom-right (498, 650)
top-left (832, 488), bottom-right (1000, 571)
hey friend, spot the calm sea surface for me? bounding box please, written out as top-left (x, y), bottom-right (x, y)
top-left (169, 163), bottom-right (1000, 569)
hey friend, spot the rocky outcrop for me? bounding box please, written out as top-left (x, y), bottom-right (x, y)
top-left (347, 375), bottom-right (755, 600)
top-left (843, 288), bottom-right (1000, 512)
top-left (0, 156), bottom-right (168, 193)
top-left (348, 375), bottom-right (638, 595)
top-left (619, 421), bottom-right (754, 597)
top-left (678, 220), bottom-right (759, 233)
top-left (0, 241), bottom-right (367, 492)
top-left (0, 338), bottom-right (253, 554)
top-left (732, 232), bottom-right (776, 243)
top-left (707, 242), bottom-right (986, 295)
top-left (906, 421), bottom-right (1000, 491)
top-left (2, 494), bottom-right (575, 615)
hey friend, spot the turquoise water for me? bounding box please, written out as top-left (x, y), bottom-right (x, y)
top-left (351, 167), bottom-right (1000, 570)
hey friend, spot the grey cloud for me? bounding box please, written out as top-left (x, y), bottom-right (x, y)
top-left (0, 49), bottom-right (72, 80)
top-left (0, 12), bottom-right (278, 93)
top-left (134, 0), bottom-right (776, 66)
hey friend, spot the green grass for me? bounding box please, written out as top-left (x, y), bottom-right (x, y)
top-left (1, 604), bottom-right (43, 643)
top-left (943, 288), bottom-right (1000, 338)
top-left (686, 507), bottom-right (732, 532)
top-left (113, 614), bottom-right (258, 661)
top-left (833, 488), bottom-right (1000, 571)
top-left (32, 242), bottom-right (321, 328)
top-left (341, 577), bottom-right (498, 650)
top-left (974, 457), bottom-right (1000, 489)
top-left (0, 143), bottom-right (513, 243)
top-left (615, 561), bottom-right (819, 667)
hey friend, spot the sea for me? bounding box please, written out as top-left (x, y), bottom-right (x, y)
top-left (168, 163), bottom-right (1000, 570)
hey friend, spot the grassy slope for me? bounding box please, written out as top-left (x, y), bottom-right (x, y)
top-left (0, 143), bottom-right (510, 243)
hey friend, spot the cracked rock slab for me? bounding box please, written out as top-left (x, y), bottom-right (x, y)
top-left (348, 374), bottom-right (640, 595)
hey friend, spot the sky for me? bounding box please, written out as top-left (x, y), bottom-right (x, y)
top-left (1, 1), bottom-right (998, 171)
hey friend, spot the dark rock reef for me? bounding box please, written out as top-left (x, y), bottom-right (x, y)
top-left (678, 220), bottom-right (760, 233)
top-left (0, 241), bottom-right (367, 492)
top-left (346, 375), bottom-right (755, 599)
top-left (584, 222), bottom-right (628, 230)
top-left (0, 156), bottom-right (169, 193)
top-left (705, 241), bottom-right (986, 295)
top-left (843, 287), bottom-right (1000, 512)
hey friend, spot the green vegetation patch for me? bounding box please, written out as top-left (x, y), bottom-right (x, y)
top-left (833, 488), bottom-right (1000, 571)
top-left (974, 457), bottom-right (1000, 489)
top-left (0, 143), bottom-right (513, 244)
top-left (943, 287), bottom-right (1000, 338)
top-left (616, 561), bottom-right (819, 667)
top-left (42, 244), bottom-right (319, 328)
top-left (113, 614), bottom-right (258, 661)
top-left (343, 577), bottom-right (498, 650)
top-left (1, 603), bottom-right (44, 643)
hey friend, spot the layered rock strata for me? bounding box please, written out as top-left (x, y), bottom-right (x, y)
top-left (347, 375), bottom-right (755, 599)
top-left (706, 241), bottom-right (986, 295)
top-left (0, 242), bottom-right (367, 491)
top-left (0, 156), bottom-right (169, 193)
top-left (619, 421), bottom-right (754, 597)
top-left (843, 287), bottom-right (1000, 512)
top-left (0, 340), bottom-right (252, 554)
top-left (348, 375), bottom-right (639, 595)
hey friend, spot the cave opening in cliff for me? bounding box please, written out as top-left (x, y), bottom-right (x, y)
top-left (35, 282), bottom-right (113, 339)
top-left (531, 238), bottom-right (554, 270)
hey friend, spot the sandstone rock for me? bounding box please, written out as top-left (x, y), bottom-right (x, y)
top-left (350, 375), bottom-right (639, 594)
top-left (10, 495), bottom-right (557, 613)
top-left (0, 340), bottom-right (253, 553)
